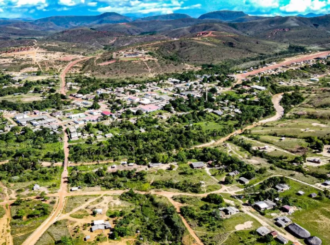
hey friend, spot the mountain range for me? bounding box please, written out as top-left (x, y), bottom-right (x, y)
top-left (2, 10), bottom-right (330, 50)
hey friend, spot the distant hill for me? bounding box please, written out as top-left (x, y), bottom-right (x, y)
top-left (297, 13), bottom-right (324, 18)
top-left (32, 12), bottom-right (132, 29)
top-left (198, 11), bottom-right (248, 22)
top-left (135, 14), bottom-right (191, 22)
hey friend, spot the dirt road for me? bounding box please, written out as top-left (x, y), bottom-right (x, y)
top-left (60, 57), bottom-right (92, 95)
top-left (195, 93), bottom-right (283, 149)
top-left (22, 132), bottom-right (70, 244)
top-left (235, 51), bottom-right (330, 82)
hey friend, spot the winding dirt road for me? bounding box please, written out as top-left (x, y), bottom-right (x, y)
top-left (195, 93), bottom-right (283, 149)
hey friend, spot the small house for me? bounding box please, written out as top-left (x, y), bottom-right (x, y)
top-left (275, 184), bottom-right (290, 192)
top-left (276, 235), bottom-right (289, 244)
top-left (70, 187), bottom-right (79, 192)
top-left (310, 193), bottom-right (317, 198)
top-left (238, 177), bottom-right (250, 185)
top-left (282, 205), bottom-right (294, 214)
top-left (191, 162), bottom-right (205, 169)
top-left (254, 201), bottom-right (269, 211)
top-left (322, 180), bottom-right (330, 186)
top-left (91, 225), bottom-right (105, 232)
top-left (84, 235), bottom-right (91, 241)
top-left (93, 220), bottom-right (105, 225)
top-left (228, 170), bottom-right (240, 177)
top-left (93, 209), bottom-right (103, 215)
top-left (305, 236), bottom-right (322, 245)
top-left (270, 231), bottom-right (278, 238)
top-left (219, 207), bottom-right (239, 216)
top-left (297, 191), bottom-right (305, 196)
top-left (33, 184), bottom-right (40, 191)
top-left (256, 226), bottom-right (270, 236)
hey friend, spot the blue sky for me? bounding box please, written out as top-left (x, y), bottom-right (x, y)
top-left (0, 0), bottom-right (329, 19)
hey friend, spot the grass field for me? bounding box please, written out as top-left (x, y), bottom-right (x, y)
top-left (35, 220), bottom-right (71, 245)
top-left (256, 135), bottom-right (309, 153)
top-left (64, 195), bottom-right (100, 213)
top-left (251, 119), bottom-right (330, 138)
top-left (146, 164), bottom-right (221, 192)
top-left (69, 209), bottom-right (89, 219)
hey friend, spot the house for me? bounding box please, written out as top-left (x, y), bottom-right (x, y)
top-left (149, 163), bottom-right (163, 168)
top-left (102, 111), bottom-right (112, 117)
top-left (276, 235), bottom-right (289, 244)
top-left (282, 205), bottom-right (295, 214)
top-left (84, 235), bottom-right (91, 241)
top-left (213, 110), bottom-right (223, 116)
top-left (251, 85), bottom-right (267, 91)
top-left (191, 162), bottom-right (205, 169)
top-left (256, 226), bottom-right (270, 236)
top-left (308, 158), bottom-right (321, 164)
top-left (264, 199), bottom-right (277, 209)
top-left (275, 184), bottom-right (290, 192)
top-left (111, 165), bottom-right (117, 169)
top-left (70, 187), bottom-right (79, 191)
top-left (297, 191), bottom-right (305, 196)
top-left (33, 184), bottom-right (40, 191)
top-left (310, 193), bottom-right (317, 198)
top-left (305, 236), bottom-right (322, 245)
top-left (238, 177), bottom-right (250, 185)
top-left (322, 180), bottom-right (330, 186)
top-left (93, 209), bottom-right (103, 215)
top-left (93, 220), bottom-right (105, 225)
top-left (228, 170), bottom-right (240, 177)
top-left (254, 201), bottom-right (269, 211)
top-left (128, 163), bottom-right (135, 167)
top-left (275, 216), bottom-right (292, 228)
top-left (219, 207), bottom-right (239, 216)
top-left (270, 231), bottom-right (278, 238)
top-left (138, 104), bottom-right (160, 113)
top-left (287, 223), bottom-right (311, 238)
top-left (91, 225), bottom-right (105, 232)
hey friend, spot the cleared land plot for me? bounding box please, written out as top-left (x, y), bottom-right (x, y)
top-left (251, 119), bottom-right (330, 138)
top-left (146, 164), bottom-right (221, 192)
top-left (64, 195), bottom-right (100, 213)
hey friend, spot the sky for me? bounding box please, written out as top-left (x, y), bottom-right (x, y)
top-left (0, 0), bottom-right (329, 19)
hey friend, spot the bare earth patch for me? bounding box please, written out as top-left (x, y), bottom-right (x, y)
top-left (235, 221), bottom-right (253, 231)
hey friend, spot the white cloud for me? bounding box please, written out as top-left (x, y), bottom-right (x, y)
top-left (280, 0), bottom-right (326, 12)
top-left (58, 0), bottom-right (78, 6)
top-left (246, 0), bottom-right (279, 8)
top-left (87, 1), bottom-right (97, 6)
top-left (15, 0), bottom-right (46, 7)
top-left (0, 7), bottom-right (3, 12)
top-left (97, 0), bottom-right (200, 14)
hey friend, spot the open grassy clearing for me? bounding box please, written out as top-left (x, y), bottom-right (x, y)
top-left (35, 220), bottom-right (71, 245)
top-left (64, 195), bottom-right (100, 214)
top-left (0, 93), bottom-right (43, 103)
top-left (10, 198), bottom-right (56, 244)
top-left (146, 164), bottom-right (221, 192)
top-left (251, 119), bottom-right (330, 138)
top-left (255, 135), bottom-right (309, 153)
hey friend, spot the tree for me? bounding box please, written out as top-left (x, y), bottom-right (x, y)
top-left (202, 194), bottom-right (224, 204)
top-left (60, 236), bottom-right (73, 245)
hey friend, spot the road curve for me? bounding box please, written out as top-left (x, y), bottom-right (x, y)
top-left (195, 93), bottom-right (284, 149)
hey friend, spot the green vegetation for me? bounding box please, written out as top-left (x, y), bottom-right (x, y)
top-left (112, 190), bottom-right (188, 244)
top-left (10, 198), bottom-right (53, 242)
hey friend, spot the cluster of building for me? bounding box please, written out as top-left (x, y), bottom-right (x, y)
top-left (15, 113), bottom-right (59, 130)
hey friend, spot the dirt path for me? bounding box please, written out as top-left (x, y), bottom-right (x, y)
top-left (235, 51), bottom-right (330, 82)
top-left (166, 197), bottom-right (203, 245)
top-left (60, 57), bottom-right (92, 95)
top-left (194, 93), bottom-right (283, 149)
top-left (22, 129), bottom-right (70, 244)
top-left (0, 183), bottom-right (13, 245)
top-left (3, 114), bottom-right (17, 126)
